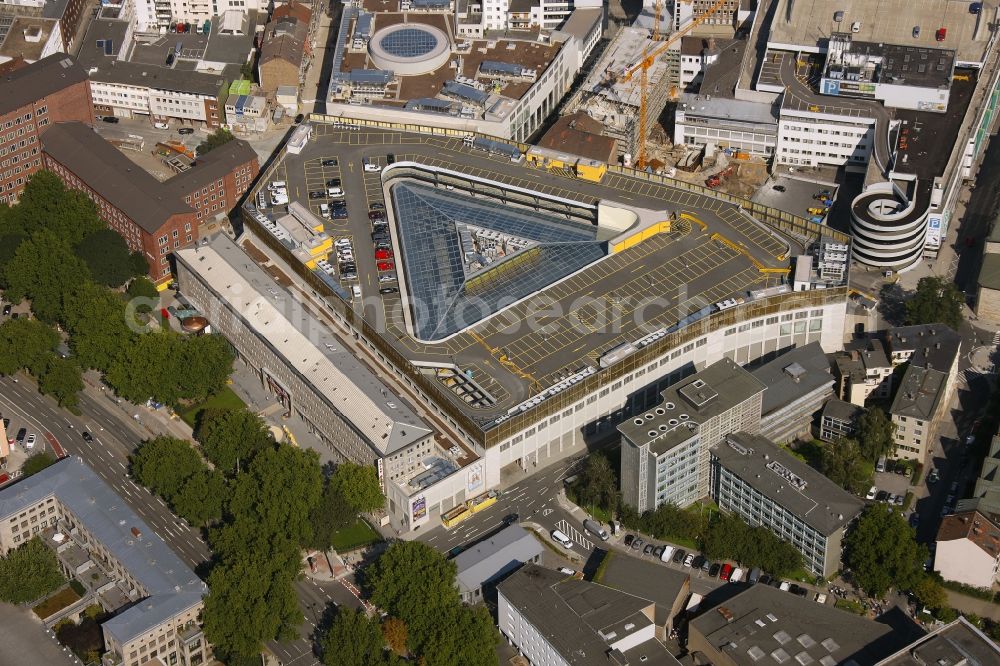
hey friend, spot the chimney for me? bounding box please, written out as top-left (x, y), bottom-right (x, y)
top-left (131, 527), bottom-right (143, 539)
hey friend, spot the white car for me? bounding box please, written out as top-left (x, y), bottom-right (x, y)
top-left (378, 274), bottom-right (396, 283)
top-left (328, 186), bottom-right (343, 196)
top-left (268, 181), bottom-right (287, 191)
top-left (683, 553), bottom-right (695, 567)
top-left (815, 593), bottom-right (827, 604)
top-left (363, 161), bottom-right (382, 172)
top-left (865, 486), bottom-right (877, 500)
top-left (270, 195), bottom-right (288, 206)
top-left (319, 204), bottom-right (330, 218)
top-left (557, 567), bottom-right (576, 575)
top-left (154, 122), bottom-right (169, 130)
top-left (334, 239), bottom-right (352, 248)
top-left (779, 581), bottom-right (791, 592)
top-left (25, 433), bottom-right (36, 449)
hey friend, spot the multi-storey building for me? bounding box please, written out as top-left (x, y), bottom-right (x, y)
top-left (935, 510), bottom-right (1000, 589)
top-left (0, 52), bottom-right (93, 204)
top-left (41, 121), bottom-right (258, 284)
top-left (832, 338), bottom-right (893, 406)
top-left (619, 358), bottom-right (765, 513)
top-left (258, 1), bottom-right (311, 95)
top-left (673, 0), bottom-right (748, 33)
top-left (710, 432), bottom-right (865, 577)
top-left (497, 564), bottom-right (681, 666)
top-left (0, 0), bottom-right (91, 53)
top-left (0, 457), bottom-right (210, 666)
top-left (819, 399), bottom-right (863, 442)
top-left (750, 341), bottom-right (835, 444)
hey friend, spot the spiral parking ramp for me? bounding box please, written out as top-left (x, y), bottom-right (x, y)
top-left (849, 179), bottom-right (930, 270)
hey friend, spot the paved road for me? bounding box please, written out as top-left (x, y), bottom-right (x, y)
top-left (0, 375), bottom-right (358, 666)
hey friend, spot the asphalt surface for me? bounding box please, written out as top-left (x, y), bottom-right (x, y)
top-left (257, 126), bottom-right (799, 419)
top-left (0, 375), bottom-right (358, 666)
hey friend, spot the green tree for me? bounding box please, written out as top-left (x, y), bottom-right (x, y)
top-left (381, 617), bottom-right (408, 656)
top-left (38, 355), bottom-right (83, 408)
top-left (700, 513), bottom-right (802, 577)
top-left (0, 537), bottom-right (66, 603)
top-left (856, 407), bottom-right (897, 462)
top-left (309, 484), bottom-right (354, 551)
top-left (62, 283), bottom-right (133, 372)
top-left (21, 452), bottom-right (57, 476)
top-left (173, 470), bottom-right (227, 527)
top-left (844, 505), bottom-right (927, 598)
top-left (320, 608), bottom-right (400, 666)
top-left (197, 128), bottom-right (235, 155)
top-left (7, 171), bottom-right (104, 245)
top-left (3, 231), bottom-right (91, 323)
top-left (572, 452), bottom-right (618, 515)
top-left (172, 334), bottom-right (234, 402)
top-left (214, 445), bottom-right (323, 555)
top-left (820, 437), bottom-right (874, 496)
top-left (130, 436), bottom-right (206, 501)
top-left (125, 277), bottom-right (160, 314)
top-left (107, 332), bottom-right (176, 403)
top-left (905, 276), bottom-right (964, 330)
top-left (0, 232), bottom-right (25, 287)
top-left (74, 229), bottom-right (143, 288)
top-left (194, 408), bottom-right (273, 474)
top-left (366, 541), bottom-right (459, 647)
top-left (417, 604), bottom-right (498, 666)
top-left (0, 317), bottom-right (59, 376)
top-left (912, 574), bottom-right (947, 610)
top-left (329, 462), bottom-right (386, 513)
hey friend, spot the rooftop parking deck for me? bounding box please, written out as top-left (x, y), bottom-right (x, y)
top-left (249, 126), bottom-right (817, 432)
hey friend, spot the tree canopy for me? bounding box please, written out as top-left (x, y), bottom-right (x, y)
top-left (21, 452), bottom-right (57, 477)
top-left (38, 356), bottom-right (84, 408)
top-left (701, 513), bottom-right (803, 577)
top-left (2, 171), bottom-right (104, 244)
top-left (130, 436), bottom-right (207, 501)
top-left (844, 506), bottom-right (927, 598)
top-left (905, 276), bottom-right (964, 330)
top-left (194, 408), bottom-right (273, 475)
top-left (0, 317), bottom-right (58, 376)
top-left (197, 128), bottom-right (235, 156)
top-left (571, 452), bottom-right (619, 515)
top-left (309, 483), bottom-right (354, 551)
top-left (125, 277), bottom-right (160, 314)
top-left (820, 437), bottom-right (874, 496)
top-left (856, 407), bottom-right (897, 462)
top-left (171, 470), bottom-right (227, 527)
top-left (0, 537), bottom-right (66, 603)
top-left (3, 230), bottom-right (91, 323)
top-left (74, 229), bottom-right (146, 288)
top-left (319, 608), bottom-right (402, 666)
top-left (329, 462), bottom-right (386, 514)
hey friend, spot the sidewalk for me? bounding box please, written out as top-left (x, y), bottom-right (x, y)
top-left (944, 590), bottom-right (1000, 622)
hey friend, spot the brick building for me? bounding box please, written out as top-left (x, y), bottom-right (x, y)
top-left (0, 53), bottom-right (93, 204)
top-left (258, 2), bottom-right (312, 95)
top-left (41, 122), bottom-right (258, 284)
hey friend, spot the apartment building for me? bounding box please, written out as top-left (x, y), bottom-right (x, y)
top-left (619, 358), bottom-right (766, 513)
top-left (41, 121), bottom-right (258, 283)
top-left (0, 53), bottom-right (94, 204)
top-left (673, 0), bottom-right (748, 33)
top-left (750, 342), bottom-right (835, 444)
top-left (832, 338), bottom-right (893, 406)
top-left (886, 324), bottom-right (961, 460)
top-left (819, 399), bottom-right (863, 442)
top-left (0, 457), bottom-right (210, 666)
top-left (258, 1), bottom-right (311, 95)
top-left (935, 510), bottom-right (1000, 589)
top-left (0, 0), bottom-right (90, 53)
top-left (710, 432), bottom-right (865, 577)
top-left (497, 564), bottom-right (681, 666)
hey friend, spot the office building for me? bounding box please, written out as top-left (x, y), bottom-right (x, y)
top-left (0, 53), bottom-right (93, 204)
top-left (833, 338), bottom-right (894, 405)
top-left (819, 399), bottom-right (863, 442)
top-left (674, 94), bottom-right (779, 159)
top-left (0, 457), bottom-right (210, 666)
top-left (497, 564), bottom-right (682, 666)
top-left (689, 584), bottom-right (912, 666)
top-left (41, 122), bottom-right (258, 284)
top-left (750, 342), bottom-right (835, 443)
top-left (935, 510), bottom-right (1000, 589)
top-left (619, 358), bottom-right (766, 513)
top-left (454, 524), bottom-right (542, 603)
top-left (710, 432), bottom-right (865, 577)
top-left (876, 616), bottom-right (1000, 665)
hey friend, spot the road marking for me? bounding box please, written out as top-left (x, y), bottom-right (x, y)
top-left (556, 519), bottom-right (594, 551)
top-left (542, 508), bottom-right (553, 517)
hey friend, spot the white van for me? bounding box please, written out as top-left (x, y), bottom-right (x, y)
top-left (268, 181), bottom-right (286, 191)
top-left (551, 530), bottom-right (573, 549)
top-left (660, 545), bottom-right (675, 563)
top-left (730, 567), bottom-right (744, 583)
top-left (351, 285), bottom-right (362, 299)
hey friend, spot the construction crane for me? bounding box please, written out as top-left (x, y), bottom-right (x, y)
top-left (653, 0), bottom-right (664, 40)
top-left (621, 0), bottom-right (729, 170)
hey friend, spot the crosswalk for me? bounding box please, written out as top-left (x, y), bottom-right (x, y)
top-left (555, 519), bottom-right (594, 551)
top-left (993, 331), bottom-right (1000, 345)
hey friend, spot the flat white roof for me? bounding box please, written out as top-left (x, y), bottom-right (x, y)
top-left (176, 235), bottom-right (433, 456)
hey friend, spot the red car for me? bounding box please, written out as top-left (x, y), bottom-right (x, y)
top-left (377, 261), bottom-right (395, 271)
top-left (375, 249), bottom-right (393, 260)
top-left (719, 563), bottom-right (733, 582)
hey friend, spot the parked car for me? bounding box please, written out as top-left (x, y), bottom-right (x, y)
top-left (551, 530), bottom-right (573, 549)
top-left (660, 545), bottom-right (675, 563)
top-left (683, 553), bottom-right (695, 567)
top-left (25, 433), bottom-right (36, 449)
top-left (631, 538), bottom-right (643, 551)
top-left (326, 178), bottom-right (341, 188)
top-left (375, 249), bottom-right (393, 260)
top-left (719, 563), bottom-right (733, 581)
top-left (815, 593), bottom-right (828, 604)
top-left (772, 184), bottom-right (786, 192)
top-left (708, 562), bottom-right (721, 577)
top-left (322, 159), bottom-right (338, 166)
top-left (309, 191), bottom-right (325, 199)
top-left (779, 581), bottom-right (791, 591)
top-left (101, 116), bottom-right (120, 123)
top-left (334, 238), bottom-right (352, 248)
top-left (154, 121), bottom-right (169, 130)
top-left (378, 274), bottom-right (397, 283)
top-left (875, 490), bottom-right (889, 502)
top-left (379, 287), bottom-right (399, 295)
top-left (15, 428), bottom-right (26, 444)
top-left (643, 543), bottom-right (655, 556)
top-left (692, 555), bottom-right (706, 570)
top-left (557, 567), bottom-right (576, 575)
top-left (327, 186), bottom-right (344, 197)
top-left (653, 545), bottom-right (665, 559)
top-left (730, 567), bottom-right (744, 583)
top-left (893, 494), bottom-right (904, 506)
top-left (369, 211), bottom-right (386, 221)
top-left (363, 160), bottom-right (382, 172)
top-left (82, 431), bottom-right (94, 443)
top-left (758, 574), bottom-right (772, 586)
top-left (866, 486), bottom-right (878, 500)
top-left (178, 127), bottom-right (195, 135)
top-left (623, 534), bottom-right (635, 547)
top-left (672, 549), bottom-right (686, 564)
top-left (369, 202), bottom-right (385, 210)
top-left (377, 261), bottom-right (395, 271)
